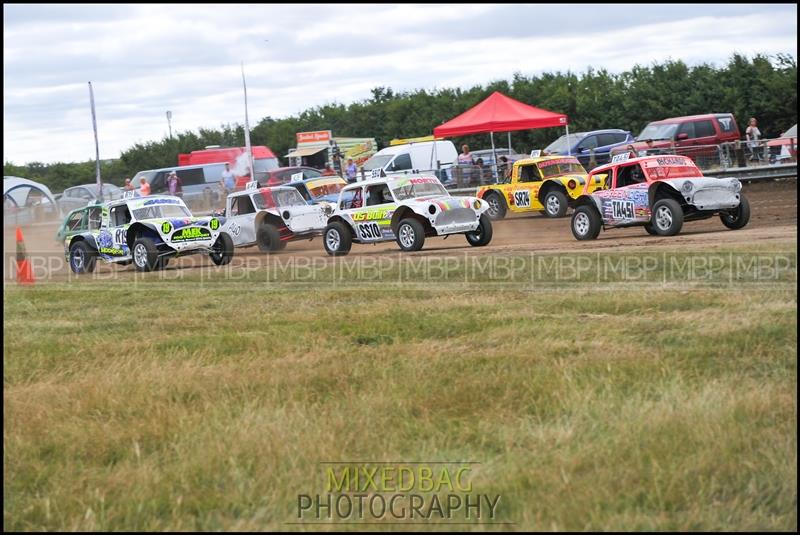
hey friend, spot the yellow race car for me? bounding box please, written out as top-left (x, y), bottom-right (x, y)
top-left (477, 155), bottom-right (607, 219)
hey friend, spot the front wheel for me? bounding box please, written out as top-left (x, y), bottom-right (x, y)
top-left (571, 205), bottom-right (602, 240)
top-left (210, 232), bottom-right (234, 266)
top-left (650, 198), bottom-right (684, 236)
top-left (465, 214), bottom-right (493, 246)
top-left (720, 194), bottom-right (750, 230)
top-left (68, 241), bottom-right (97, 274)
top-left (396, 218), bottom-right (426, 252)
top-left (543, 189), bottom-right (568, 218)
top-left (484, 192), bottom-right (507, 220)
top-left (132, 237), bottom-right (160, 272)
top-left (323, 221), bottom-right (353, 256)
top-left (644, 224), bottom-right (658, 235)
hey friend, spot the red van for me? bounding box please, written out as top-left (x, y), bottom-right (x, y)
top-left (178, 145), bottom-right (280, 187)
top-left (612, 114), bottom-right (741, 159)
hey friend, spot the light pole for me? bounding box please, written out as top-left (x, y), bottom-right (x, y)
top-left (166, 110), bottom-right (173, 139)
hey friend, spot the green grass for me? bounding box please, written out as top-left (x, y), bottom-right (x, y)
top-left (3, 247), bottom-right (797, 531)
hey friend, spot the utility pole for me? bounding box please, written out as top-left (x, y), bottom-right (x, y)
top-left (166, 110), bottom-right (173, 139)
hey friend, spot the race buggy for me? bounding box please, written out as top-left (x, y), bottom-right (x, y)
top-left (322, 175), bottom-right (492, 256)
top-left (570, 154), bottom-right (750, 240)
top-left (477, 155), bottom-right (607, 219)
top-left (222, 184), bottom-right (330, 252)
top-left (65, 194), bottom-right (234, 273)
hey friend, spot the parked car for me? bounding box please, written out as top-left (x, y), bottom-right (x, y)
top-left (610, 113), bottom-right (741, 160)
top-left (56, 183), bottom-right (123, 212)
top-left (767, 124), bottom-right (797, 163)
top-left (570, 154), bottom-right (749, 240)
top-left (544, 129), bottom-right (634, 168)
top-left (64, 194), bottom-right (233, 273)
top-left (55, 203), bottom-right (103, 242)
top-left (476, 155), bottom-right (607, 219)
top-left (222, 185), bottom-right (330, 252)
top-left (322, 175), bottom-right (492, 256)
top-left (257, 166), bottom-right (322, 187)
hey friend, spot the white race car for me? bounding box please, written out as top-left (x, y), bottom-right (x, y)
top-left (65, 194), bottom-right (233, 273)
top-left (322, 175), bottom-right (493, 256)
top-left (222, 184), bottom-right (330, 251)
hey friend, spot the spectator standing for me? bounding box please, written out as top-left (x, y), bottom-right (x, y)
top-left (139, 177), bottom-right (151, 196)
top-left (322, 164), bottom-right (336, 176)
top-left (745, 117), bottom-right (762, 161)
top-left (345, 158), bottom-right (358, 182)
top-left (123, 177), bottom-right (134, 191)
top-left (221, 163), bottom-right (236, 192)
top-left (457, 144), bottom-right (473, 165)
top-left (167, 171), bottom-right (182, 197)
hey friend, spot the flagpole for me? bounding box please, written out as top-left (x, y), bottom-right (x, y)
top-left (88, 81), bottom-right (103, 201)
top-left (241, 62), bottom-right (255, 182)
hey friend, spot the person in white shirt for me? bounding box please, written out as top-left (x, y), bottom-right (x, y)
top-left (745, 117), bottom-right (762, 162)
top-left (221, 163), bottom-right (236, 192)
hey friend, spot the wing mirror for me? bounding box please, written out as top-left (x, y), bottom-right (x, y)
top-left (677, 133), bottom-right (689, 140)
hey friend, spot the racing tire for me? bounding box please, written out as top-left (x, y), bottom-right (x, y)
top-left (484, 192), bottom-right (507, 220)
top-left (132, 237), bottom-right (160, 272)
top-left (466, 214), bottom-right (493, 247)
top-left (396, 218), bottom-right (426, 252)
top-left (155, 256), bottom-right (170, 270)
top-left (644, 224), bottom-right (658, 235)
top-left (256, 223), bottom-right (284, 252)
top-left (68, 241), bottom-right (97, 274)
top-left (323, 221), bottom-right (352, 256)
top-left (650, 198), bottom-right (684, 236)
top-left (720, 194), bottom-right (751, 230)
top-left (210, 232), bottom-right (234, 266)
top-left (543, 189), bottom-right (569, 218)
top-left (571, 205), bottom-right (602, 241)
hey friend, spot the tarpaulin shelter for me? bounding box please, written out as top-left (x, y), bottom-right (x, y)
top-left (433, 91), bottom-right (570, 173)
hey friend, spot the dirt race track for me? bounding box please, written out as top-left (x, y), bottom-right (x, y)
top-left (4, 179), bottom-right (797, 281)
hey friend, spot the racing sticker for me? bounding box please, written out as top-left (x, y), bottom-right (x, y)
top-left (161, 221), bottom-right (172, 234)
top-left (210, 218), bottom-right (220, 230)
top-left (611, 200), bottom-right (635, 220)
top-left (352, 208), bottom-right (394, 221)
top-left (357, 222), bottom-right (383, 240)
top-left (228, 221), bottom-right (241, 237)
top-left (171, 227), bottom-right (211, 242)
top-left (513, 190), bottom-right (531, 208)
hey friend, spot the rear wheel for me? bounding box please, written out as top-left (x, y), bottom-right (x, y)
top-left (68, 241), bottom-right (96, 274)
top-left (256, 223), bottom-right (284, 252)
top-left (720, 194), bottom-right (750, 230)
top-left (396, 218), bottom-right (425, 252)
top-left (644, 224), bottom-right (658, 235)
top-left (465, 214), bottom-right (493, 246)
top-left (132, 237), bottom-right (160, 272)
top-left (571, 205), bottom-right (602, 240)
top-left (323, 221), bottom-right (353, 256)
top-left (543, 189), bottom-right (568, 218)
top-left (210, 232), bottom-right (234, 266)
top-left (484, 192), bottom-right (507, 220)
top-left (651, 198), bottom-right (684, 236)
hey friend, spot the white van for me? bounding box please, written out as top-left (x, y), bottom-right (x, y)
top-left (362, 140), bottom-right (458, 180)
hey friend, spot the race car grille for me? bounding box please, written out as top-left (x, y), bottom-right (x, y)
top-left (435, 208), bottom-right (477, 227)
top-left (692, 188), bottom-right (738, 207)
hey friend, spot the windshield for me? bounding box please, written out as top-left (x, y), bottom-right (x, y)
top-left (637, 123), bottom-right (678, 141)
top-left (537, 158), bottom-right (587, 178)
top-left (545, 133), bottom-right (588, 154)
top-left (254, 188), bottom-right (306, 209)
top-left (132, 204), bottom-right (191, 220)
top-left (307, 179), bottom-right (346, 199)
top-left (362, 154), bottom-right (394, 171)
top-left (254, 157), bottom-right (280, 173)
top-left (391, 178), bottom-right (447, 200)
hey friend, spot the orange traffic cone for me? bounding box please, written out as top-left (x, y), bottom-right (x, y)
top-left (16, 227), bottom-right (35, 285)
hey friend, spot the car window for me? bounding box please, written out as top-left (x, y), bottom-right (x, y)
top-left (716, 114), bottom-right (736, 133)
top-left (366, 184), bottom-right (393, 206)
top-left (88, 207), bottom-right (102, 230)
top-left (151, 172), bottom-right (167, 193)
top-left (677, 122), bottom-right (696, 139)
top-left (109, 204), bottom-right (131, 227)
top-left (390, 153), bottom-right (412, 171)
top-left (616, 164), bottom-right (646, 188)
top-left (176, 168), bottom-right (205, 186)
top-left (578, 136), bottom-right (598, 150)
top-left (67, 211), bottom-right (85, 231)
top-left (694, 120), bottom-right (715, 138)
top-left (614, 133), bottom-right (630, 143)
top-left (518, 164), bottom-right (541, 183)
top-left (302, 169), bottom-right (322, 179)
top-left (342, 187), bottom-right (364, 210)
top-left (596, 134), bottom-right (618, 147)
top-left (230, 195), bottom-right (256, 215)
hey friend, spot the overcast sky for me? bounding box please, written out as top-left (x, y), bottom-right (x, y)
top-left (3, 3), bottom-right (797, 165)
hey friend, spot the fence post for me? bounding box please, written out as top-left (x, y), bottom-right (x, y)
top-left (588, 148), bottom-right (596, 169)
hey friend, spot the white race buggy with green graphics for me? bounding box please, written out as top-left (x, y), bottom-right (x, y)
top-left (65, 194), bottom-right (234, 273)
top-left (322, 175), bottom-right (493, 256)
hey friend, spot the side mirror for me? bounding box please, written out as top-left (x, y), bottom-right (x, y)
top-left (677, 133), bottom-right (689, 140)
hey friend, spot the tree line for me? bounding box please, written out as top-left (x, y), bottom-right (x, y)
top-left (4, 53), bottom-right (796, 193)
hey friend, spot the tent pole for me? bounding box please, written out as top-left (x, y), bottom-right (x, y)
top-left (508, 131), bottom-right (512, 154)
top-left (566, 123), bottom-right (571, 156)
top-left (490, 132), bottom-right (497, 180)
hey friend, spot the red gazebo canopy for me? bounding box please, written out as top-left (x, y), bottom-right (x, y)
top-left (433, 91), bottom-right (568, 137)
